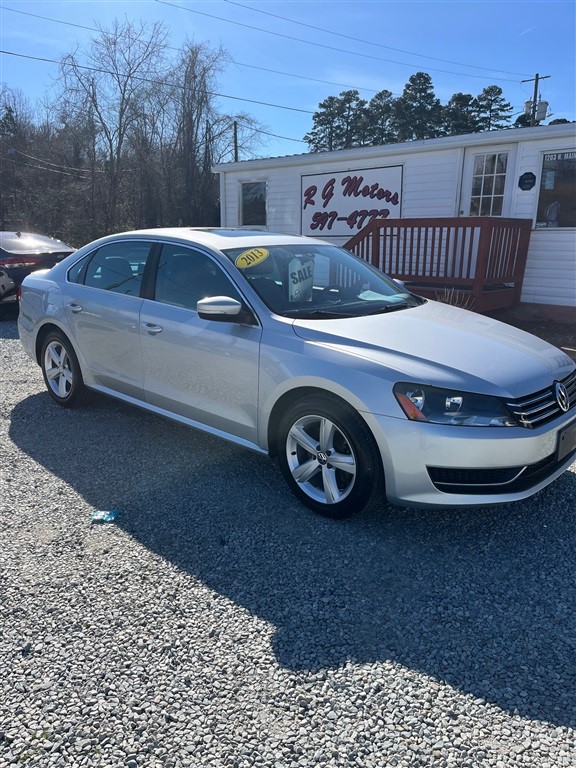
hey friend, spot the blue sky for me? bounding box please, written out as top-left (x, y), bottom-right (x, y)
top-left (1, 0), bottom-right (575, 158)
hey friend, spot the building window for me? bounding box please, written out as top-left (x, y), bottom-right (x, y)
top-left (536, 151), bottom-right (576, 228)
top-left (469, 152), bottom-right (507, 216)
top-left (241, 181), bottom-right (266, 226)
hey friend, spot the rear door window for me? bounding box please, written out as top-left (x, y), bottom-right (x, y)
top-left (69, 241), bottom-right (152, 296)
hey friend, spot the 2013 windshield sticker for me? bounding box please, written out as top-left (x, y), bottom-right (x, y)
top-left (235, 248), bottom-right (269, 269)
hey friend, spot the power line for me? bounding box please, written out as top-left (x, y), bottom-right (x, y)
top-left (0, 47), bottom-right (530, 149)
top-left (0, 0), bottom-right (534, 86)
top-left (0, 0), bottom-right (536, 153)
top-left (8, 155), bottom-right (91, 178)
top-left (155, 0), bottom-right (524, 83)
top-left (223, 0), bottom-right (530, 78)
top-left (228, 61), bottom-right (381, 96)
top-left (0, 50), bottom-right (309, 149)
top-left (0, 49), bottom-right (315, 116)
top-left (14, 149), bottom-right (103, 174)
top-left (0, 5), bottom-right (100, 34)
top-left (0, 5), bottom-right (381, 96)
top-left (0, 1), bottom-right (530, 120)
top-left (246, 125), bottom-right (306, 144)
top-left (5, 120), bottom-right (304, 179)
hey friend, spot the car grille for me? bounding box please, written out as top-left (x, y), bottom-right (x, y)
top-left (505, 369), bottom-right (576, 428)
top-left (428, 445), bottom-right (576, 495)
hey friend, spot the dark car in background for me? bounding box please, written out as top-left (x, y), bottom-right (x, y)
top-left (0, 231), bottom-right (75, 312)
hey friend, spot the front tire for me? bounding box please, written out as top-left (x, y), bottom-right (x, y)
top-left (276, 395), bottom-right (383, 519)
top-left (40, 331), bottom-right (91, 407)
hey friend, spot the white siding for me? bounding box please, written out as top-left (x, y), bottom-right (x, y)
top-left (402, 149), bottom-right (460, 217)
top-left (521, 229), bottom-right (576, 306)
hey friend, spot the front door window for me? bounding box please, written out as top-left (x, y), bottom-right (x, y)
top-left (469, 152), bottom-right (508, 216)
top-left (154, 245), bottom-right (242, 310)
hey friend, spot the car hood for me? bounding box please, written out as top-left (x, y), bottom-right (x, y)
top-left (291, 300), bottom-right (574, 398)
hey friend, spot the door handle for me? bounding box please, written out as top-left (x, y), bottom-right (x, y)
top-left (68, 303), bottom-right (83, 313)
top-left (142, 322), bottom-right (163, 335)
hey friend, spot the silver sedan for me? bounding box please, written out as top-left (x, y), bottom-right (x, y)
top-left (18, 228), bottom-right (576, 518)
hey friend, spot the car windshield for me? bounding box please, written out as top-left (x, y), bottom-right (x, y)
top-left (222, 242), bottom-right (421, 318)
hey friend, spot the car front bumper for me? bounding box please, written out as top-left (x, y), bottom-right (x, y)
top-left (365, 410), bottom-right (576, 508)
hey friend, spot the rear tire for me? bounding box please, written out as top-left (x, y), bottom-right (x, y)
top-left (276, 395), bottom-right (383, 519)
top-left (40, 331), bottom-right (91, 407)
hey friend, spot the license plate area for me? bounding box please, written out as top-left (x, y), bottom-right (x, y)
top-left (558, 419), bottom-right (576, 462)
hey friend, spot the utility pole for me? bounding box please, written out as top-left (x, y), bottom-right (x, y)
top-left (233, 121), bottom-right (239, 162)
top-left (521, 73), bottom-right (550, 126)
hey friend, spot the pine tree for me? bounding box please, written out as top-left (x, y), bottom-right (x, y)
top-left (364, 89), bottom-right (396, 145)
top-left (443, 93), bottom-right (481, 136)
top-left (474, 86), bottom-right (513, 131)
top-left (514, 113), bottom-right (532, 128)
top-left (392, 72), bottom-right (443, 142)
top-left (304, 91), bottom-right (367, 152)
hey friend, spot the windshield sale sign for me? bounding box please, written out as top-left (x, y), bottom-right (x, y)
top-left (301, 166), bottom-right (402, 238)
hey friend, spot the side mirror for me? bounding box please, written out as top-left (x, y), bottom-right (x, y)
top-left (197, 296), bottom-right (256, 325)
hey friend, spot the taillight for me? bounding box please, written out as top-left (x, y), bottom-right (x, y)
top-left (0, 254), bottom-right (45, 269)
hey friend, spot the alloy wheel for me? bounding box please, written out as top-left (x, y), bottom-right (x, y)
top-left (44, 340), bottom-right (74, 400)
top-left (285, 414), bottom-right (357, 505)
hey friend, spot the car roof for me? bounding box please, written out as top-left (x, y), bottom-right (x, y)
top-left (106, 227), bottom-right (328, 251)
top-left (0, 231), bottom-right (74, 254)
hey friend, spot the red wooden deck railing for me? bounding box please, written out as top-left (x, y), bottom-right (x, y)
top-left (343, 217), bottom-right (532, 312)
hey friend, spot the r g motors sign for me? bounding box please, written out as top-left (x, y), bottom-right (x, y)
top-left (301, 166), bottom-right (402, 238)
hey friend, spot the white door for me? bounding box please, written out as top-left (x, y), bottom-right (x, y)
top-left (459, 145), bottom-right (516, 217)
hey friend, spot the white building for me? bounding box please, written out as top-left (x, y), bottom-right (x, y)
top-left (213, 123), bottom-right (576, 321)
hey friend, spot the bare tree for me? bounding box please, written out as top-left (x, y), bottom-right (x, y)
top-left (3, 25), bottom-right (271, 239)
top-left (0, 86), bottom-right (34, 230)
top-left (170, 42), bottom-right (229, 225)
top-left (59, 19), bottom-right (169, 233)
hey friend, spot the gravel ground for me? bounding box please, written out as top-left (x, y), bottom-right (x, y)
top-left (1, 316), bottom-right (575, 768)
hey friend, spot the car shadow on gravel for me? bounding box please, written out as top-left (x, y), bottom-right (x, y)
top-left (0, 313), bottom-right (20, 338)
top-left (9, 392), bottom-right (576, 728)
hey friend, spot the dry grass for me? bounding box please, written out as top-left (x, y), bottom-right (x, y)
top-left (434, 286), bottom-right (476, 311)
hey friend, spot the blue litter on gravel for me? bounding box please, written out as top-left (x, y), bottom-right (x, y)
top-left (90, 509), bottom-right (121, 524)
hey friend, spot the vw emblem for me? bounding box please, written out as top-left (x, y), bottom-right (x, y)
top-left (555, 381), bottom-right (570, 412)
top-left (317, 451), bottom-right (329, 465)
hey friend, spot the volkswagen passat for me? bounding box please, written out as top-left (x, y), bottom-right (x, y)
top-left (18, 228), bottom-right (576, 518)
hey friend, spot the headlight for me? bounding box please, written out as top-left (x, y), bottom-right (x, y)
top-left (393, 383), bottom-right (518, 427)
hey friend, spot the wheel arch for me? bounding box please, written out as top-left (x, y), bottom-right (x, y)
top-left (267, 386), bottom-right (371, 458)
top-left (269, 387), bottom-right (387, 517)
top-left (35, 322), bottom-right (65, 364)
top-left (34, 323), bottom-right (89, 384)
